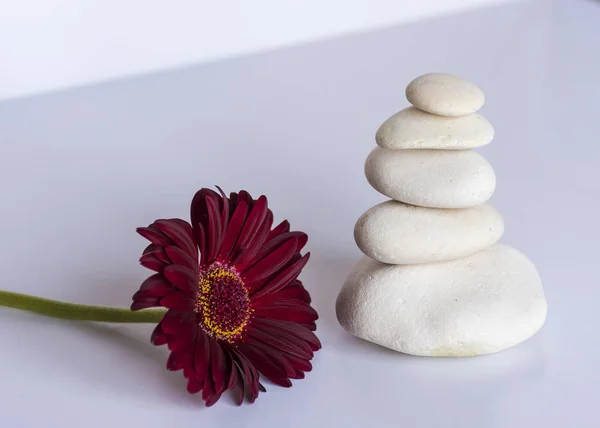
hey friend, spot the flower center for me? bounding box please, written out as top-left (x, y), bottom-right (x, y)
top-left (195, 263), bottom-right (251, 343)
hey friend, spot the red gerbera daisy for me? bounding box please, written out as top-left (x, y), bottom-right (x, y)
top-left (131, 188), bottom-right (320, 406)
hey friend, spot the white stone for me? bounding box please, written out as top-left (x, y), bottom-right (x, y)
top-left (406, 73), bottom-right (485, 117)
top-left (336, 245), bottom-right (547, 356)
top-left (354, 201), bottom-right (503, 264)
top-left (365, 148), bottom-right (496, 208)
top-left (376, 107), bottom-right (494, 150)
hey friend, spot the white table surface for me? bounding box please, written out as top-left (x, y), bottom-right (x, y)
top-left (1, 0), bottom-right (599, 426)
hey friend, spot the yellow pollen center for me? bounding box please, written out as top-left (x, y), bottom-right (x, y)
top-left (195, 264), bottom-right (251, 343)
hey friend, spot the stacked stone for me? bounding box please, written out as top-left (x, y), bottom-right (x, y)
top-left (336, 73), bottom-right (547, 357)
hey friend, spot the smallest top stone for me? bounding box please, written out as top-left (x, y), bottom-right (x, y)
top-left (406, 73), bottom-right (485, 117)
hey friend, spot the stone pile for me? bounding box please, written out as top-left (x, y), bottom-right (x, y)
top-left (336, 73), bottom-right (547, 357)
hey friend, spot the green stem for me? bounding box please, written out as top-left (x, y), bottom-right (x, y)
top-left (0, 290), bottom-right (165, 323)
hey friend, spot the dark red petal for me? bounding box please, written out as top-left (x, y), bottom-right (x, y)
top-left (134, 286), bottom-right (169, 300)
top-left (204, 391), bottom-right (222, 407)
top-left (218, 201), bottom-right (248, 262)
top-left (136, 227), bottom-right (172, 246)
top-left (247, 327), bottom-right (312, 359)
top-left (231, 348), bottom-right (260, 401)
top-left (144, 246), bottom-right (170, 263)
top-left (164, 246), bottom-right (197, 270)
top-left (237, 343), bottom-right (292, 387)
top-left (201, 376), bottom-right (214, 401)
top-left (151, 324), bottom-right (168, 346)
top-left (160, 293), bottom-right (194, 311)
top-left (191, 190), bottom-right (223, 256)
top-left (197, 223), bottom-right (207, 266)
top-left (171, 218), bottom-right (194, 239)
top-left (284, 353), bottom-right (313, 372)
top-left (154, 219), bottom-right (197, 258)
top-left (252, 276), bottom-right (303, 305)
top-left (205, 195), bottom-right (223, 264)
top-left (227, 352), bottom-right (239, 390)
top-left (251, 231), bottom-right (307, 268)
top-left (267, 220), bottom-right (290, 241)
top-left (210, 341), bottom-right (228, 394)
top-left (230, 361), bottom-right (245, 405)
top-left (130, 300), bottom-right (160, 311)
top-left (194, 329), bottom-right (211, 378)
top-left (249, 320), bottom-right (314, 356)
top-left (139, 274), bottom-right (172, 296)
top-left (242, 237), bottom-right (298, 284)
top-left (167, 323), bottom-right (196, 352)
top-left (236, 190), bottom-right (253, 208)
top-left (160, 310), bottom-right (186, 333)
top-left (183, 365), bottom-right (194, 379)
top-left (187, 377), bottom-right (204, 394)
top-left (251, 253), bottom-right (310, 299)
top-left (270, 285), bottom-right (312, 303)
top-left (286, 280), bottom-right (312, 303)
top-left (253, 299), bottom-right (319, 323)
top-left (166, 349), bottom-right (192, 371)
top-left (132, 290), bottom-right (156, 301)
top-left (228, 192), bottom-right (238, 208)
top-left (289, 370), bottom-right (305, 380)
top-left (191, 188), bottom-right (220, 229)
top-left (131, 293), bottom-right (160, 302)
top-left (140, 273), bottom-right (171, 291)
top-left (167, 334), bottom-right (191, 353)
top-left (216, 186), bottom-right (230, 234)
top-left (202, 376), bottom-right (223, 407)
top-left (234, 209), bottom-right (274, 269)
top-left (246, 339), bottom-right (298, 378)
top-left (163, 264), bottom-right (197, 296)
top-left (139, 254), bottom-right (166, 272)
top-left (302, 321), bottom-right (317, 331)
top-left (231, 196), bottom-right (268, 261)
top-left (250, 318), bottom-right (321, 351)
top-left (142, 243), bottom-right (157, 255)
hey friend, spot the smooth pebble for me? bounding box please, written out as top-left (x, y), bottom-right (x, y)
top-left (365, 148), bottom-right (496, 208)
top-left (406, 73), bottom-right (485, 116)
top-left (376, 106), bottom-right (494, 150)
top-left (354, 200), bottom-right (503, 264)
top-left (336, 245), bottom-right (547, 356)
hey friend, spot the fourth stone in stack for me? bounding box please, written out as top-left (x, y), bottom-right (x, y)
top-left (336, 73), bottom-right (547, 357)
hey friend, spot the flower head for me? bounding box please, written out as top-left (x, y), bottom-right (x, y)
top-left (132, 188), bottom-right (320, 405)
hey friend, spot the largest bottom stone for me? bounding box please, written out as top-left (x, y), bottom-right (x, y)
top-left (336, 244), bottom-right (547, 356)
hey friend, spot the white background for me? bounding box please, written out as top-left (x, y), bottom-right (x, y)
top-left (1, 0), bottom-right (599, 427)
top-left (0, 0), bottom-right (516, 100)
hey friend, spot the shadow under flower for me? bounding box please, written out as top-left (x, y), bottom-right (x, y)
top-left (66, 321), bottom-right (201, 406)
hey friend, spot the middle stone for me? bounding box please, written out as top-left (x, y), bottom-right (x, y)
top-left (365, 148), bottom-right (496, 208)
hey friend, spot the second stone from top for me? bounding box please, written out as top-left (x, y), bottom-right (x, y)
top-left (406, 73), bottom-right (485, 117)
top-left (376, 107), bottom-right (494, 150)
